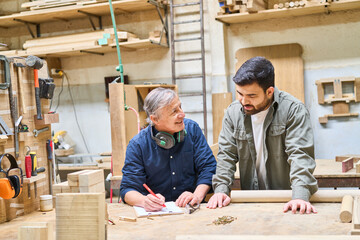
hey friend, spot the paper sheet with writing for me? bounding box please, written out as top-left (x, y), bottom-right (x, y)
top-left (133, 201), bottom-right (184, 217)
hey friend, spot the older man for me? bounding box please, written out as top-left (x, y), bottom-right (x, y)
top-left (207, 57), bottom-right (318, 214)
top-left (120, 87), bottom-right (216, 211)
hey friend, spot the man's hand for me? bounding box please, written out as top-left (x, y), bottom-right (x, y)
top-left (283, 199), bottom-right (317, 214)
top-left (143, 193), bottom-right (165, 212)
top-left (175, 191), bottom-right (200, 207)
top-left (206, 193), bottom-right (231, 209)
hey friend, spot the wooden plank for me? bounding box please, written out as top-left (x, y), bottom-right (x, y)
top-left (342, 158), bottom-right (354, 173)
top-left (230, 189), bottom-right (360, 203)
top-left (212, 93), bottom-right (232, 143)
top-left (246, 0), bottom-right (267, 12)
top-left (109, 83), bottom-right (127, 176)
top-left (78, 169), bottom-right (104, 187)
top-left (0, 198), bottom-right (6, 223)
top-left (0, 0), bottom-right (153, 28)
top-left (215, 3), bottom-right (328, 24)
top-left (235, 43), bottom-right (305, 102)
top-left (56, 193), bottom-right (105, 240)
top-left (336, 155), bottom-right (360, 163)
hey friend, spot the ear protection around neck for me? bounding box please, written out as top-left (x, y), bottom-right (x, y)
top-left (151, 126), bottom-right (187, 149)
top-left (0, 153), bottom-right (23, 199)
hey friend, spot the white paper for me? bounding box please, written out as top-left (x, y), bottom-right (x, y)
top-left (133, 201), bottom-right (184, 217)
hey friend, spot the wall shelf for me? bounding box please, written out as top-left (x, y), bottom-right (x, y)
top-left (215, 0), bottom-right (360, 25)
top-left (0, 0), bottom-right (153, 28)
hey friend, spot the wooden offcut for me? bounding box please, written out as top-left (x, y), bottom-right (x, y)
top-left (342, 158), bottom-right (354, 173)
top-left (235, 43), bottom-right (305, 103)
top-left (67, 170), bottom-right (92, 186)
top-left (18, 222), bottom-right (54, 240)
top-left (56, 193), bottom-right (105, 240)
top-left (78, 169), bottom-right (104, 187)
top-left (353, 196), bottom-right (360, 230)
top-left (340, 195), bottom-right (353, 223)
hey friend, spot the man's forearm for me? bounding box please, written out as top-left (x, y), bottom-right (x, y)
top-left (194, 184), bottom-right (211, 202)
top-left (124, 191), bottom-right (146, 207)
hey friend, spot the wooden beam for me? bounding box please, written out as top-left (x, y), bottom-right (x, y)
top-left (340, 195), bottom-right (353, 223)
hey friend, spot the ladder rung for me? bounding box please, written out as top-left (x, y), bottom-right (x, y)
top-left (173, 58), bottom-right (202, 62)
top-left (173, 19), bottom-right (201, 25)
top-left (173, 2), bottom-right (200, 7)
top-left (174, 37), bottom-right (201, 42)
top-left (175, 75), bottom-right (203, 80)
top-left (179, 93), bottom-right (203, 97)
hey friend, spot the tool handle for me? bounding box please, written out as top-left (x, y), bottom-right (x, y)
top-left (46, 140), bottom-right (53, 160)
top-left (30, 152), bottom-right (37, 176)
top-left (34, 69), bottom-right (42, 120)
top-left (36, 167), bottom-right (45, 173)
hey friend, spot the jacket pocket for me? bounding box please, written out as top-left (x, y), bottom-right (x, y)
top-left (267, 124), bottom-right (286, 158)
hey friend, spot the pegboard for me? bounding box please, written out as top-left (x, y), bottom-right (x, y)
top-left (0, 56), bottom-right (52, 221)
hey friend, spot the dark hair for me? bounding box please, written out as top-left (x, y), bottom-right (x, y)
top-left (233, 56), bottom-right (274, 92)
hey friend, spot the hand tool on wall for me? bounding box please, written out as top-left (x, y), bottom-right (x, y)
top-left (25, 55), bottom-right (44, 120)
top-left (14, 61), bottom-right (27, 115)
top-left (30, 152), bottom-right (37, 176)
top-left (0, 55), bottom-right (20, 157)
top-left (33, 127), bottom-right (49, 137)
top-left (46, 139), bottom-right (53, 194)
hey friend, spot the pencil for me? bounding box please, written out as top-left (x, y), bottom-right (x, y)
top-left (143, 183), bottom-right (166, 208)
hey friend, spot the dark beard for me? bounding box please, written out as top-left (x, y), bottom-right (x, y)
top-left (243, 97), bottom-right (272, 115)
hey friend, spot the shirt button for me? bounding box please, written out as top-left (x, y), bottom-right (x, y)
top-left (173, 187), bottom-right (176, 190)
top-left (170, 156), bottom-right (173, 159)
top-left (172, 172), bottom-right (175, 175)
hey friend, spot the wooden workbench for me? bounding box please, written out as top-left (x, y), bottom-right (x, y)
top-left (0, 202), bottom-right (356, 239)
top-left (314, 159), bottom-right (360, 188)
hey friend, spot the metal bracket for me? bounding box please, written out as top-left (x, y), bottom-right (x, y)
top-left (80, 50), bottom-right (104, 56)
top-left (13, 19), bottom-right (40, 38)
top-left (147, 0), bottom-right (169, 47)
top-left (78, 10), bottom-right (102, 30)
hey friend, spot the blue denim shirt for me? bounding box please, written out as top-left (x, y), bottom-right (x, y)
top-left (120, 118), bottom-right (217, 202)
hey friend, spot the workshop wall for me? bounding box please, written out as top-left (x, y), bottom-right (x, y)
top-left (223, 9), bottom-right (360, 159)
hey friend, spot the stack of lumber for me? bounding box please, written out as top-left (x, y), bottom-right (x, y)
top-left (52, 169), bottom-right (105, 196)
top-left (273, 0), bottom-right (306, 9)
top-left (21, 0), bottom-right (108, 11)
top-left (218, 0), bottom-right (267, 14)
top-left (56, 192), bottom-right (105, 240)
top-left (23, 28), bottom-right (138, 55)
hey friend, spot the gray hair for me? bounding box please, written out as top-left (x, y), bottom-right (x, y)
top-left (144, 87), bottom-right (177, 125)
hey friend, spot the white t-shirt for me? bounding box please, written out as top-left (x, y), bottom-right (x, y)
top-left (251, 108), bottom-right (270, 190)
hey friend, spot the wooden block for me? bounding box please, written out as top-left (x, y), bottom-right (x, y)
top-left (119, 216), bottom-right (137, 222)
top-left (333, 102), bottom-right (349, 114)
top-left (33, 113), bottom-right (59, 125)
top-left (342, 157), bottom-right (354, 173)
top-left (340, 195), bottom-right (353, 223)
top-left (52, 181), bottom-right (70, 196)
top-left (56, 193), bottom-right (105, 240)
top-left (353, 196), bottom-right (360, 229)
top-left (319, 116), bottom-right (328, 124)
top-left (18, 222), bottom-right (54, 240)
top-left (54, 148), bottom-right (74, 157)
top-left (79, 169), bottom-right (104, 187)
top-left (0, 198), bottom-right (6, 223)
top-left (246, 0), bottom-right (266, 12)
top-left (356, 163), bottom-right (360, 173)
top-left (79, 181), bottom-right (105, 193)
top-left (67, 170), bottom-right (92, 186)
top-left (70, 186), bottom-right (80, 193)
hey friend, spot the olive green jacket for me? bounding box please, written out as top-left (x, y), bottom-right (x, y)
top-left (213, 88), bottom-right (318, 201)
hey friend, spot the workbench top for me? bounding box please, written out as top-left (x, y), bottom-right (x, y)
top-left (107, 202), bottom-right (351, 239)
top-left (314, 159), bottom-right (360, 178)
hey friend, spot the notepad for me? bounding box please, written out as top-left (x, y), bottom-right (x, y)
top-left (133, 201), bottom-right (184, 218)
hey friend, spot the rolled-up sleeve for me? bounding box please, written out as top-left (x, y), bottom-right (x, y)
top-left (192, 123), bottom-right (217, 186)
top-left (285, 103), bottom-right (318, 201)
top-left (120, 141), bottom-right (147, 203)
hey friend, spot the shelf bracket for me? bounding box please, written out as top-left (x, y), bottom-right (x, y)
top-left (13, 18), bottom-right (40, 38)
top-left (78, 10), bottom-right (102, 31)
top-left (147, 0), bottom-right (169, 47)
top-left (80, 50), bottom-right (104, 56)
